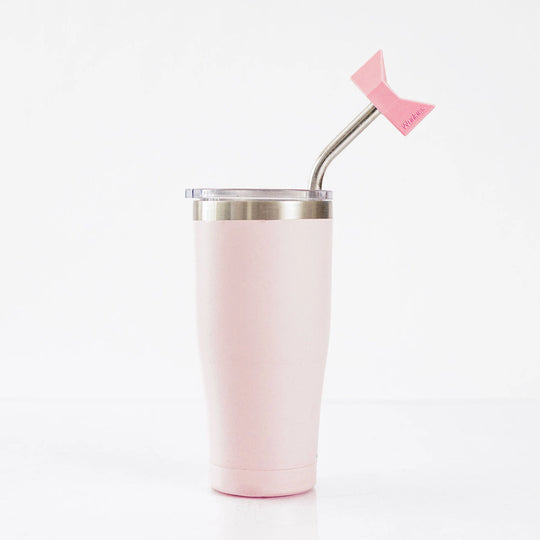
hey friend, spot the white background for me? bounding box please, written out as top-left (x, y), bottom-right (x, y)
top-left (1, 0), bottom-right (539, 401)
top-left (1, 1), bottom-right (540, 538)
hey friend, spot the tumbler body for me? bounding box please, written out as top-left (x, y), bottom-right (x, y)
top-left (189, 190), bottom-right (332, 497)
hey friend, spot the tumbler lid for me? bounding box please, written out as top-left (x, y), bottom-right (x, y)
top-left (185, 189), bottom-right (332, 221)
top-left (185, 188), bottom-right (332, 201)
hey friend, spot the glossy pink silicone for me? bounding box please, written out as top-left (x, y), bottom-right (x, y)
top-left (351, 50), bottom-right (434, 135)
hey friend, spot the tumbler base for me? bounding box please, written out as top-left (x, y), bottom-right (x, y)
top-left (210, 463), bottom-right (316, 498)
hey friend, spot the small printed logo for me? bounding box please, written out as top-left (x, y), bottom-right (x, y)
top-left (402, 107), bottom-right (426, 130)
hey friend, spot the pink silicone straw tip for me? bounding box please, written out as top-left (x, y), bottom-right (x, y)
top-left (351, 50), bottom-right (434, 135)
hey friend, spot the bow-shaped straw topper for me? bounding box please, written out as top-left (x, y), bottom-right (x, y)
top-left (310, 50), bottom-right (434, 190)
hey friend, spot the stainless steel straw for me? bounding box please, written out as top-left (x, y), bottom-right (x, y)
top-left (309, 104), bottom-right (380, 190)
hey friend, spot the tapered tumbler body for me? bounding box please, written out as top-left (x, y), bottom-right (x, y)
top-left (194, 217), bottom-right (332, 497)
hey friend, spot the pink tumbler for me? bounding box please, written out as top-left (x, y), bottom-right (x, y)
top-left (185, 50), bottom-right (434, 498)
top-left (186, 188), bottom-right (332, 497)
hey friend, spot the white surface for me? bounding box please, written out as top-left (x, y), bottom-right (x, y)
top-left (1, 0), bottom-right (540, 402)
top-left (1, 399), bottom-right (539, 539)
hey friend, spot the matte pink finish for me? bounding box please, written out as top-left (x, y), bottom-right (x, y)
top-left (351, 50), bottom-right (434, 135)
top-left (194, 219), bottom-right (332, 497)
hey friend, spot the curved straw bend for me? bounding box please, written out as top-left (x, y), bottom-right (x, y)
top-left (309, 103), bottom-right (380, 190)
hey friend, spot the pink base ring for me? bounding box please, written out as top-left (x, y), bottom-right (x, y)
top-left (210, 463), bottom-right (317, 498)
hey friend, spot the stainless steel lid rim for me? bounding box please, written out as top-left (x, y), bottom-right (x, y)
top-left (187, 188), bottom-right (333, 220)
top-left (192, 199), bottom-right (332, 221)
